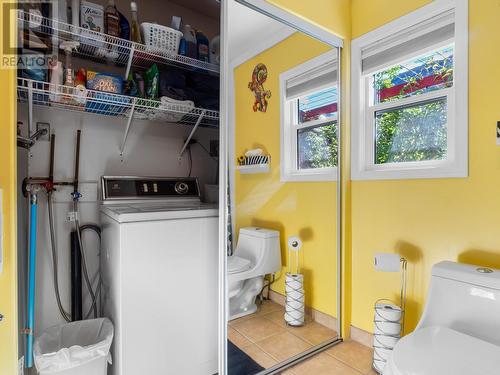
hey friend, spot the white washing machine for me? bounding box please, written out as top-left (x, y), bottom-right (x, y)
top-left (100, 176), bottom-right (219, 375)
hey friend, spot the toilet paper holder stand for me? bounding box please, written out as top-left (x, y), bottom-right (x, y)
top-left (372, 256), bottom-right (408, 374)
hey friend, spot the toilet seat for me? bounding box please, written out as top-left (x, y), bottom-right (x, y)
top-left (228, 256), bottom-right (252, 274)
top-left (386, 326), bottom-right (500, 375)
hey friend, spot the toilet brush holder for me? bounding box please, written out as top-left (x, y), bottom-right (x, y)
top-left (284, 236), bottom-right (305, 327)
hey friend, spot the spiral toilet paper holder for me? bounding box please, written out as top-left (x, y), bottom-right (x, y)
top-left (285, 236), bottom-right (305, 327)
top-left (372, 256), bottom-right (408, 374)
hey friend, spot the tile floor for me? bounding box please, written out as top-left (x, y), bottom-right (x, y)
top-left (229, 300), bottom-right (375, 375)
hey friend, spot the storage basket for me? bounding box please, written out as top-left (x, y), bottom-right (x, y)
top-left (140, 23), bottom-right (183, 54)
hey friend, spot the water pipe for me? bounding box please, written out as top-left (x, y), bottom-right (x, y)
top-left (25, 185), bottom-right (41, 368)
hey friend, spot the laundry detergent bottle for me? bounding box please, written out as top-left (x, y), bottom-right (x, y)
top-left (196, 30), bottom-right (209, 62)
top-left (182, 24), bottom-right (197, 59)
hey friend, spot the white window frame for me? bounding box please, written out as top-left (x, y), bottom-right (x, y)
top-left (351, 0), bottom-right (468, 180)
top-left (280, 50), bottom-right (338, 182)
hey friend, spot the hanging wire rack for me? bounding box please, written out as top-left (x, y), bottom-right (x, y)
top-left (17, 10), bottom-right (220, 75)
top-left (17, 78), bottom-right (219, 128)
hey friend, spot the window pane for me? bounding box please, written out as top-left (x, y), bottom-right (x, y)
top-left (375, 97), bottom-right (447, 164)
top-left (297, 122), bottom-right (337, 169)
top-left (373, 44), bottom-right (454, 104)
top-left (298, 87), bottom-right (337, 123)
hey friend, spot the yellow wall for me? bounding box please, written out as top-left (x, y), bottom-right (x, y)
top-left (0, 0), bottom-right (18, 372)
top-left (350, 0), bottom-right (500, 334)
top-left (268, 0), bottom-right (352, 336)
top-left (234, 34), bottom-right (338, 316)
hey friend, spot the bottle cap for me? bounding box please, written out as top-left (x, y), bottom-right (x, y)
top-left (130, 2), bottom-right (137, 11)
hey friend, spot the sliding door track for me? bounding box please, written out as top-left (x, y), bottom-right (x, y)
top-left (256, 337), bottom-right (343, 375)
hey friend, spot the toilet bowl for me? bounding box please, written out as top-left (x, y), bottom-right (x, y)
top-left (228, 227), bottom-right (281, 320)
top-left (383, 261), bottom-right (500, 375)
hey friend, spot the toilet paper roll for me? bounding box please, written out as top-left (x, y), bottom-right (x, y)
top-left (372, 358), bottom-right (385, 374)
top-left (373, 346), bottom-right (392, 361)
top-left (375, 303), bottom-right (402, 322)
top-left (285, 273), bottom-right (305, 326)
top-left (374, 320), bottom-right (401, 336)
top-left (285, 274), bottom-right (303, 292)
top-left (374, 333), bottom-right (399, 349)
top-left (374, 253), bottom-right (401, 272)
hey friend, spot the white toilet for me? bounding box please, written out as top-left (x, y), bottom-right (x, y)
top-left (228, 227), bottom-right (281, 320)
top-left (383, 261), bottom-right (500, 375)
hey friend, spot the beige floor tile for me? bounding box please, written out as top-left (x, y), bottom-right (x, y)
top-left (228, 313), bottom-right (254, 326)
top-left (228, 326), bottom-right (252, 348)
top-left (262, 310), bottom-right (288, 327)
top-left (256, 331), bottom-right (312, 362)
top-left (326, 340), bottom-right (373, 374)
top-left (287, 321), bottom-right (338, 345)
top-left (241, 344), bottom-right (279, 369)
top-left (289, 353), bottom-right (363, 375)
top-left (254, 300), bottom-right (284, 316)
top-left (232, 316), bottom-right (285, 342)
top-left (365, 369), bottom-right (378, 375)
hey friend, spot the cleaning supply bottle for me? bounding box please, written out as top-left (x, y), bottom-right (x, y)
top-left (104, 0), bottom-right (120, 37)
top-left (209, 35), bottom-right (220, 65)
top-left (130, 1), bottom-right (142, 43)
top-left (49, 60), bottom-right (63, 102)
top-left (196, 30), bottom-right (209, 62)
top-left (71, 0), bottom-right (79, 29)
top-left (118, 10), bottom-right (130, 40)
top-left (182, 24), bottom-right (197, 59)
top-left (60, 41), bottom-right (80, 86)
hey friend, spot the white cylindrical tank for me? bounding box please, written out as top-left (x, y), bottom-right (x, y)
top-left (417, 261), bottom-right (500, 346)
top-left (235, 227), bottom-right (281, 275)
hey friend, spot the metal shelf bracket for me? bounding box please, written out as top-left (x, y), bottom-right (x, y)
top-left (120, 102), bottom-right (136, 156)
top-left (28, 81), bottom-right (34, 135)
top-left (124, 43), bottom-right (135, 80)
top-left (179, 109), bottom-right (206, 158)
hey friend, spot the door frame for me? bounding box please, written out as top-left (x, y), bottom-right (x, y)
top-left (219, 1), bottom-right (345, 373)
top-left (0, 0), bottom-right (19, 373)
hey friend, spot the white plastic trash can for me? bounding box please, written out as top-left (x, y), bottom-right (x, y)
top-left (34, 318), bottom-right (114, 375)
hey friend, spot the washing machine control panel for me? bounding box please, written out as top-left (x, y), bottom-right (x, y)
top-left (101, 177), bottom-right (200, 200)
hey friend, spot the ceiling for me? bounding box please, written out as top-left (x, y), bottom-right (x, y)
top-left (228, 0), bottom-right (295, 63)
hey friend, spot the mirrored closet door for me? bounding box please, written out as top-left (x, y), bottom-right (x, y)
top-left (223, 1), bottom-right (343, 373)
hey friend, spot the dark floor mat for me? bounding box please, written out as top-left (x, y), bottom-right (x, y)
top-left (228, 340), bottom-right (265, 375)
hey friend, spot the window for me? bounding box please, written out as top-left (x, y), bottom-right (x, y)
top-left (280, 50), bottom-right (338, 182)
top-left (351, 0), bottom-right (468, 180)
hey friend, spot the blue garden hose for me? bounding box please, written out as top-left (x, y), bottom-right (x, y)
top-left (26, 192), bottom-right (38, 368)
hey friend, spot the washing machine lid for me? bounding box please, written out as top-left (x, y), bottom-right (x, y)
top-left (389, 326), bottom-right (500, 375)
top-left (228, 256), bottom-right (252, 274)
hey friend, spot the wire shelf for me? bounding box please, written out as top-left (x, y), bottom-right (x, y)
top-left (17, 10), bottom-right (220, 74)
top-left (17, 78), bottom-right (219, 128)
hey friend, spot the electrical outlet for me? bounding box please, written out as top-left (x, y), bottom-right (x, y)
top-left (36, 122), bottom-right (50, 141)
top-left (67, 211), bottom-right (78, 222)
top-left (210, 140), bottom-right (219, 157)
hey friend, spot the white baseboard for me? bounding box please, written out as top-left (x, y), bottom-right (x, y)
top-left (350, 325), bottom-right (374, 348)
top-left (268, 290), bottom-right (338, 331)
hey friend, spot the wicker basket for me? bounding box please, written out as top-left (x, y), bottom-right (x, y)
top-left (140, 23), bottom-right (183, 54)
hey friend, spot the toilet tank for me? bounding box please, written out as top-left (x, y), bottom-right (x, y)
top-left (236, 227), bottom-right (281, 275)
top-left (417, 261), bottom-right (500, 346)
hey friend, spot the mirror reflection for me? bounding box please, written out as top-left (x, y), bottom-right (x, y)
top-left (227, 1), bottom-right (340, 373)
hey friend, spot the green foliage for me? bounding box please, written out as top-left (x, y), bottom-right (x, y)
top-left (298, 121), bottom-right (338, 169)
top-left (373, 50), bottom-right (453, 164)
